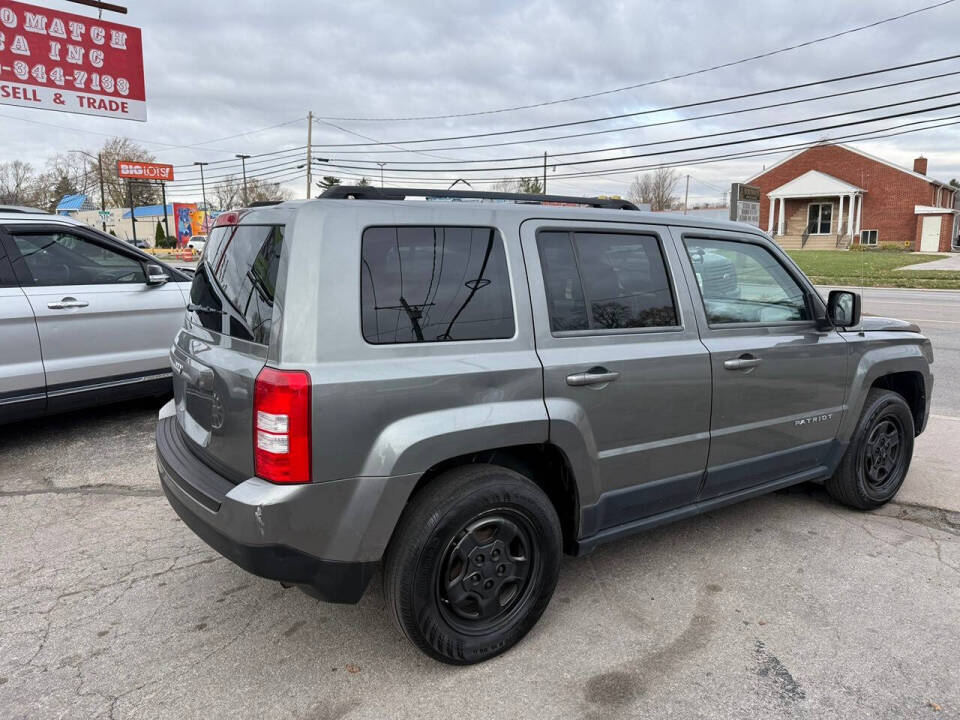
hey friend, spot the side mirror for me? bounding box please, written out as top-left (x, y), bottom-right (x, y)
top-left (827, 290), bottom-right (861, 328)
top-left (146, 264), bottom-right (169, 286)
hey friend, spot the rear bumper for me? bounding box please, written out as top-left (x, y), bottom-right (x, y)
top-left (156, 414), bottom-right (418, 603)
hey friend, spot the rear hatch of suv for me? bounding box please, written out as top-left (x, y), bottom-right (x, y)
top-left (170, 216), bottom-right (286, 482)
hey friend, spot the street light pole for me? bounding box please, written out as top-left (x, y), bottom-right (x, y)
top-left (235, 154), bottom-right (251, 206)
top-left (193, 161), bottom-right (209, 212)
top-left (377, 162), bottom-right (386, 188)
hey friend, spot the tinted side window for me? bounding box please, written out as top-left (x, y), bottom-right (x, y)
top-left (537, 231), bottom-right (678, 332)
top-left (11, 232), bottom-right (145, 286)
top-left (361, 226), bottom-right (514, 344)
top-left (190, 224), bottom-right (284, 344)
top-left (537, 232), bottom-right (589, 332)
top-left (684, 238), bottom-right (810, 324)
top-left (0, 242), bottom-right (15, 287)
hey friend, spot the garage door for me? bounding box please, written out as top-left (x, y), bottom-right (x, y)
top-left (920, 215), bottom-right (942, 252)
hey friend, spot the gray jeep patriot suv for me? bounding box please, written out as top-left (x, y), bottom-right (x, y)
top-left (156, 186), bottom-right (933, 664)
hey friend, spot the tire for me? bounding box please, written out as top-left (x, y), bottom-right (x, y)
top-left (826, 388), bottom-right (915, 511)
top-left (383, 464), bottom-right (562, 665)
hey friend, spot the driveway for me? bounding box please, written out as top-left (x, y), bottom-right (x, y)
top-left (898, 253), bottom-right (960, 272)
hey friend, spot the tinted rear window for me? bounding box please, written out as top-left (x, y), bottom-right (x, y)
top-left (190, 224), bottom-right (284, 344)
top-left (361, 226), bottom-right (514, 344)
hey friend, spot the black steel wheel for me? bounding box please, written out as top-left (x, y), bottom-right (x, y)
top-left (827, 388), bottom-right (915, 510)
top-left (384, 464), bottom-right (561, 665)
top-left (861, 416), bottom-right (905, 493)
top-left (435, 511), bottom-right (539, 634)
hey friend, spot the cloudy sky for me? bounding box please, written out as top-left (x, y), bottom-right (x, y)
top-left (2, 0), bottom-right (959, 205)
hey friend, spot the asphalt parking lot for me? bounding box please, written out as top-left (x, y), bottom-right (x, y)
top-left (1, 286), bottom-right (958, 719)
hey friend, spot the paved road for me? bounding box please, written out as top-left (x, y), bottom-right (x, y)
top-left (819, 285), bottom-right (960, 416)
top-left (1, 285), bottom-right (958, 719)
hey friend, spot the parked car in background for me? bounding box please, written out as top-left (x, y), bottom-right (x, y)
top-left (0, 209), bottom-right (192, 422)
top-left (156, 187), bottom-right (932, 665)
top-left (127, 238), bottom-right (149, 249)
top-left (186, 236), bottom-right (206, 253)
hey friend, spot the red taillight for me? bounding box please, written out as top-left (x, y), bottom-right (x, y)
top-left (253, 367), bottom-right (311, 484)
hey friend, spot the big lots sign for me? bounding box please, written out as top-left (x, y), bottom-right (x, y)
top-left (0, 1), bottom-right (145, 120)
top-left (117, 161), bottom-right (174, 181)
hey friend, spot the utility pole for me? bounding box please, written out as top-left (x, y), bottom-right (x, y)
top-left (683, 174), bottom-right (690, 215)
top-left (236, 154), bottom-right (251, 206)
top-left (377, 162), bottom-right (386, 188)
top-left (160, 181), bottom-right (170, 239)
top-left (306, 111), bottom-right (313, 198)
top-left (70, 149), bottom-right (108, 231)
top-left (193, 161), bottom-right (209, 214)
top-left (543, 152), bottom-right (547, 194)
top-left (96, 153), bottom-right (106, 231)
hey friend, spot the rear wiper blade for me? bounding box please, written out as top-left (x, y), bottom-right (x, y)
top-left (186, 303), bottom-right (225, 314)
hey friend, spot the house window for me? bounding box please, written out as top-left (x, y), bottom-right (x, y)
top-left (860, 230), bottom-right (878, 246)
top-left (807, 203), bottom-right (833, 234)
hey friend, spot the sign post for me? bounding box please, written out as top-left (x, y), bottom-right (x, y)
top-left (126, 179), bottom-right (136, 243)
top-left (161, 183), bottom-right (169, 239)
top-left (729, 183), bottom-right (761, 227)
top-left (0, 1), bottom-right (146, 120)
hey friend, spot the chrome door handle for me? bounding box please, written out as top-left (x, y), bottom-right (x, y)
top-left (566, 368), bottom-right (620, 386)
top-left (723, 355), bottom-right (761, 371)
top-left (47, 297), bottom-right (89, 309)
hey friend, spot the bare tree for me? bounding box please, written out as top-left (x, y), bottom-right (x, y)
top-left (212, 174), bottom-right (243, 210)
top-left (246, 177), bottom-right (295, 203)
top-left (94, 137), bottom-right (160, 208)
top-left (48, 153), bottom-right (95, 197)
top-left (628, 168), bottom-right (679, 211)
top-left (650, 167), bottom-right (680, 211)
top-left (491, 178), bottom-right (520, 193)
top-left (0, 160), bottom-right (45, 207)
top-left (628, 174), bottom-right (654, 207)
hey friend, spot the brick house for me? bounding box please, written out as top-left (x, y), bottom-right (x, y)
top-left (746, 143), bottom-right (958, 251)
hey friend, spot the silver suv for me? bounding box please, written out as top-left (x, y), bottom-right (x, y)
top-left (156, 187), bottom-right (933, 665)
top-left (0, 209), bottom-right (191, 422)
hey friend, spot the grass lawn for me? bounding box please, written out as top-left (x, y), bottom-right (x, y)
top-left (787, 250), bottom-right (960, 289)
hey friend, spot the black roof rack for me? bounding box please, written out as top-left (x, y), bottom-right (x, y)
top-left (246, 200), bottom-right (283, 208)
top-left (318, 185), bottom-right (639, 210)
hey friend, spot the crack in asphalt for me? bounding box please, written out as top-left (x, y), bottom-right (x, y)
top-left (0, 483), bottom-right (162, 499)
top-left (879, 501), bottom-right (960, 537)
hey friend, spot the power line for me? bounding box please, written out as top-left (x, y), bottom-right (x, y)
top-left (315, 114), bottom-right (960, 185)
top-left (312, 117), bottom-right (463, 161)
top-left (541, 114), bottom-right (960, 181)
top-left (316, 89), bottom-right (960, 166)
top-left (304, 54), bottom-right (960, 148)
top-left (311, 69), bottom-right (960, 155)
top-left (0, 111), bottom-right (305, 154)
top-left (171, 147), bottom-right (307, 174)
top-left (313, 0), bottom-right (956, 121)
top-left (163, 163), bottom-right (306, 192)
top-left (311, 100), bottom-right (960, 173)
